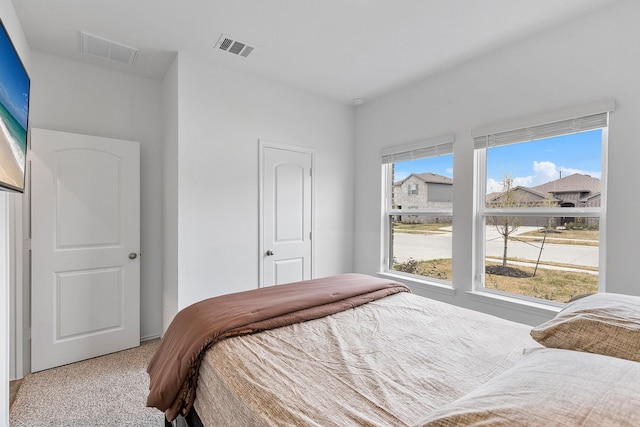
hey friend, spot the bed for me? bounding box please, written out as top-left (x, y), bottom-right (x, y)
top-left (147, 273), bottom-right (640, 426)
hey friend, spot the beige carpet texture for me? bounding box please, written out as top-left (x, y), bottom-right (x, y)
top-left (10, 339), bottom-right (165, 427)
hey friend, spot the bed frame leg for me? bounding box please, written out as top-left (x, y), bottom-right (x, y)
top-left (165, 413), bottom-right (197, 427)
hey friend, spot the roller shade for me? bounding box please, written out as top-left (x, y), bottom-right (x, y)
top-left (381, 134), bottom-right (454, 164)
top-left (473, 100), bottom-right (614, 150)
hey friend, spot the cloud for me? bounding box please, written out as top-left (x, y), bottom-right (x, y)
top-left (513, 175), bottom-right (533, 187)
top-left (488, 175), bottom-right (533, 193)
top-left (486, 178), bottom-right (501, 193)
top-left (559, 166), bottom-right (601, 179)
top-left (489, 161), bottom-right (601, 193)
top-left (531, 161), bottom-right (601, 184)
top-left (532, 161), bottom-right (559, 184)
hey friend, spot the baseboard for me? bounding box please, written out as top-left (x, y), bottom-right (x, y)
top-left (141, 334), bottom-right (161, 342)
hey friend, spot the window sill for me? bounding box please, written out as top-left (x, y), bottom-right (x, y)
top-left (465, 290), bottom-right (562, 318)
top-left (377, 271), bottom-right (456, 296)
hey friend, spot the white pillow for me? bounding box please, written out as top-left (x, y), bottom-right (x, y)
top-left (414, 348), bottom-right (640, 427)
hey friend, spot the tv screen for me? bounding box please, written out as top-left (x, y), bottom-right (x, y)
top-left (0, 19), bottom-right (30, 193)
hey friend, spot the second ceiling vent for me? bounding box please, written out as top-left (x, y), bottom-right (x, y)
top-left (80, 31), bottom-right (138, 66)
top-left (215, 34), bottom-right (254, 58)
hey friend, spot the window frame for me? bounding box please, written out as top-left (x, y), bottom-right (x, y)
top-left (380, 134), bottom-right (455, 286)
top-left (472, 101), bottom-right (614, 305)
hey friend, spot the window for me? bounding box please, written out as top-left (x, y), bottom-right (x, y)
top-left (473, 102), bottom-right (614, 304)
top-left (381, 135), bottom-right (454, 284)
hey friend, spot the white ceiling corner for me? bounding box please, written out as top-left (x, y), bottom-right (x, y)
top-left (12, 0), bottom-right (622, 105)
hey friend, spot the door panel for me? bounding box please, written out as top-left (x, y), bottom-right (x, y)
top-left (274, 258), bottom-right (304, 285)
top-left (56, 150), bottom-right (121, 247)
top-left (31, 128), bottom-right (140, 372)
top-left (56, 267), bottom-right (122, 339)
top-left (275, 163), bottom-right (304, 242)
top-left (261, 143), bottom-right (313, 287)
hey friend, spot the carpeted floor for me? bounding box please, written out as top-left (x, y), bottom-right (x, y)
top-left (9, 339), bottom-right (165, 427)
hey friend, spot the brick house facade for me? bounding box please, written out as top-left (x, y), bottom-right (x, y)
top-left (392, 172), bottom-right (453, 224)
top-left (487, 173), bottom-right (601, 227)
top-left (393, 172), bottom-right (599, 227)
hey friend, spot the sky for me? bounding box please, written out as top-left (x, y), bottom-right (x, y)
top-left (0, 22), bottom-right (30, 130)
top-left (393, 129), bottom-right (602, 194)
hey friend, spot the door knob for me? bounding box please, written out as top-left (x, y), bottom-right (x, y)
top-left (266, 250), bottom-right (274, 256)
top-left (129, 252), bottom-right (138, 260)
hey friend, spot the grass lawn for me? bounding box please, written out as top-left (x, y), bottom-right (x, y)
top-left (393, 258), bottom-right (597, 303)
top-left (484, 262), bottom-right (598, 303)
top-left (393, 223), bottom-right (451, 235)
top-left (515, 228), bottom-right (599, 247)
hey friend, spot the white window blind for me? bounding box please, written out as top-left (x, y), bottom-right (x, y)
top-left (381, 134), bottom-right (454, 164)
top-left (473, 100), bottom-right (615, 150)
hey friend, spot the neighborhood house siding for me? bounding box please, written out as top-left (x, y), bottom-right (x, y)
top-left (396, 176), bottom-right (429, 208)
top-left (487, 174), bottom-right (601, 228)
top-left (427, 183), bottom-right (452, 203)
top-left (393, 173), bottom-right (453, 224)
top-left (393, 172), bottom-right (600, 227)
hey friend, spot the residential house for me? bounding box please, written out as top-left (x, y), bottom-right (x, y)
top-left (392, 172), bottom-right (453, 223)
top-left (487, 173), bottom-right (601, 227)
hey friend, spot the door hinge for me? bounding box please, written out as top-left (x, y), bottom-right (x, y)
top-left (309, 231), bottom-right (312, 240)
top-left (309, 168), bottom-right (312, 177)
top-left (23, 327), bottom-right (31, 340)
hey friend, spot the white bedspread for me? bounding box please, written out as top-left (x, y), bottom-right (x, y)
top-left (194, 292), bottom-right (539, 426)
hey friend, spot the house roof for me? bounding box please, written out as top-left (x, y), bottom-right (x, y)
top-left (531, 173), bottom-right (600, 195)
top-left (581, 192), bottom-right (601, 202)
top-left (395, 172), bottom-right (453, 186)
top-left (487, 173), bottom-right (601, 204)
top-left (486, 186), bottom-right (559, 204)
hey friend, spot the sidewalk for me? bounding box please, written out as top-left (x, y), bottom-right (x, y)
top-left (485, 257), bottom-right (598, 275)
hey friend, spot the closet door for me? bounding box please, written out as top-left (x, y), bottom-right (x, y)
top-left (31, 128), bottom-right (140, 372)
top-left (260, 142), bottom-right (313, 287)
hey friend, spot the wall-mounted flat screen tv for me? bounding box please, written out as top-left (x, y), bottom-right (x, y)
top-left (0, 19), bottom-right (30, 193)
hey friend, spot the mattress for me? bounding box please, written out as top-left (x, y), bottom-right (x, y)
top-left (193, 292), bottom-right (540, 426)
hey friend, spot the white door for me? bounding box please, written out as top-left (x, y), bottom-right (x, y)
top-left (260, 142), bottom-right (313, 287)
top-left (30, 128), bottom-right (140, 372)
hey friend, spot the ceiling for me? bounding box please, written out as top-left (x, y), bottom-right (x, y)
top-left (12, 0), bottom-right (620, 105)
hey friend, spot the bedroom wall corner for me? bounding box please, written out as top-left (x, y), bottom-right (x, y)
top-left (172, 53), bottom-right (355, 310)
top-left (28, 52), bottom-right (165, 341)
top-left (161, 54), bottom-right (179, 333)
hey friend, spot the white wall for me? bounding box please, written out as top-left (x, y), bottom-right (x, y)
top-left (0, 195), bottom-right (9, 424)
top-left (161, 56), bottom-right (179, 333)
top-left (166, 53), bottom-right (355, 316)
top-left (29, 52), bottom-right (165, 340)
top-left (354, 0), bottom-right (640, 325)
top-left (1, 0), bottom-right (31, 420)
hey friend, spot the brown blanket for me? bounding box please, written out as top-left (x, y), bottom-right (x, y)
top-left (146, 273), bottom-right (409, 421)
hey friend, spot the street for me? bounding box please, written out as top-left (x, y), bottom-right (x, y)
top-left (392, 226), bottom-right (598, 268)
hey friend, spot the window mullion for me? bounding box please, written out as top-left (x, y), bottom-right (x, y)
top-left (388, 209), bottom-right (453, 215)
top-left (474, 148), bottom-right (488, 290)
top-left (482, 207), bottom-right (602, 217)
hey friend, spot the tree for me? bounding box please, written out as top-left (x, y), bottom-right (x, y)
top-left (487, 175), bottom-right (524, 268)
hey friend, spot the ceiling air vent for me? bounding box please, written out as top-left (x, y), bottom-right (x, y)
top-left (80, 31), bottom-right (138, 66)
top-left (216, 34), bottom-right (255, 58)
